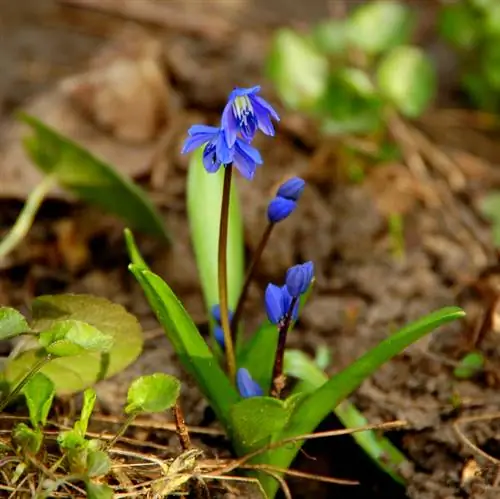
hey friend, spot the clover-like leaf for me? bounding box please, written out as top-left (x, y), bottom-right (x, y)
top-left (20, 114), bottom-right (168, 241)
top-left (39, 320), bottom-right (114, 356)
top-left (377, 46), bottom-right (436, 117)
top-left (267, 29), bottom-right (329, 111)
top-left (87, 450), bottom-right (111, 478)
top-left (22, 372), bottom-right (55, 428)
top-left (347, 1), bottom-right (413, 55)
top-left (0, 308), bottom-right (30, 340)
top-left (125, 373), bottom-right (180, 414)
top-left (86, 482), bottom-right (113, 499)
top-left (5, 294), bottom-right (143, 395)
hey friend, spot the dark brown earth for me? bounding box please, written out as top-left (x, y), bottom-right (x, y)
top-left (3, 1), bottom-right (500, 498)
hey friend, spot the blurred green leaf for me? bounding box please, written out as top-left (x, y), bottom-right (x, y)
top-left (462, 71), bottom-right (500, 110)
top-left (377, 46), bottom-right (436, 117)
top-left (311, 20), bottom-right (348, 55)
top-left (6, 295), bottom-right (143, 395)
top-left (470, 0), bottom-right (497, 10)
top-left (22, 372), bottom-right (55, 428)
top-left (0, 308), bottom-right (30, 340)
top-left (125, 373), bottom-right (180, 414)
top-left (12, 423), bottom-right (43, 455)
top-left (347, 1), bottom-right (413, 55)
top-left (285, 350), bottom-right (408, 484)
top-left (479, 191), bottom-right (500, 246)
top-left (453, 352), bottom-right (484, 379)
top-left (229, 397), bottom-right (290, 454)
top-left (482, 44), bottom-right (500, 89)
top-left (128, 264), bottom-right (239, 428)
top-left (187, 150), bottom-right (244, 310)
top-left (58, 428), bottom-right (86, 451)
top-left (267, 29), bottom-right (329, 111)
top-left (39, 320), bottom-right (114, 356)
top-left (20, 114), bottom-right (168, 241)
top-left (87, 450), bottom-right (110, 477)
top-left (438, 3), bottom-right (478, 50)
top-left (86, 482), bottom-right (113, 499)
top-left (340, 68), bottom-right (376, 97)
top-left (257, 306), bottom-right (465, 498)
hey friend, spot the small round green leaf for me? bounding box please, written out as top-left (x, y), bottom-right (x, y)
top-left (87, 450), bottom-right (111, 477)
top-left (22, 372), bottom-right (55, 427)
top-left (311, 20), bottom-right (348, 55)
top-left (86, 482), bottom-right (113, 499)
top-left (267, 29), bottom-right (329, 111)
top-left (39, 320), bottom-right (114, 356)
top-left (0, 308), bottom-right (30, 340)
top-left (377, 46), bottom-right (436, 117)
top-left (438, 3), bottom-right (478, 50)
top-left (347, 1), bottom-right (413, 55)
top-left (125, 373), bottom-right (180, 414)
top-left (453, 352), bottom-right (484, 379)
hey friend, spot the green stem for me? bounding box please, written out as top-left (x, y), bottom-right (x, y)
top-left (0, 354), bottom-right (52, 412)
top-left (231, 222), bottom-right (274, 338)
top-left (218, 166), bottom-right (236, 382)
top-left (104, 412), bottom-right (137, 450)
top-left (0, 176), bottom-right (56, 261)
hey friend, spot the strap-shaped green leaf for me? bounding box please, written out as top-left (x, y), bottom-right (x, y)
top-left (20, 113), bottom-right (168, 241)
top-left (187, 149), bottom-right (244, 310)
top-left (129, 264), bottom-right (239, 427)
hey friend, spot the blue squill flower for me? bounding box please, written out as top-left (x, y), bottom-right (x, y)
top-left (267, 197), bottom-right (297, 223)
top-left (276, 177), bottom-right (305, 201)
top-left (211, 305), bottom-right (234, 325)
top-left (237, 368), bottom-right (263, 398)
top-left (182, 125), bottom-right (263, 180)
top-left (265, 284), bottom-right (299, 324)
top-left (222, 86), bottom-right (280, 147)
top-left (286, 262), bottom-right (314, 297)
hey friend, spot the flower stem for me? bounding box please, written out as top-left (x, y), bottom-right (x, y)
top-left (0, 354), bottom-right (52, 412)
top-left (270, 297), bottom-right (298, 399)
top-left (0, 175), bottom-right (56, 261)
top-left (231, 222), bottom-right (274, 337)
top-left (218, 166), bottom-right (236, 382)
top-left (173, 401), bottom-right (191, 451)
top-left (104, 412), bottom-right (137, 450)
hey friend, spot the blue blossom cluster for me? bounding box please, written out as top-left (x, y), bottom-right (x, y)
top-left (182, 86), bottom-right (279, 180)
top-left (267, 177), bottom-right (305, 223)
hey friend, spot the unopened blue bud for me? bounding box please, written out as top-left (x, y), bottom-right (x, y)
top-left (265, 283), bottom-right (286, 324)
top-left (237, 368), bottom-right (263, 398)
top-left (276, 177), bottom-right (305, 201)
top-left (285, 261), bottom-right (314, 297)
top-left (267, 197), bottom-right (296, 223)
top-left (211, 305), bottom-right (234, 325)
top-left (280, 285), bottom-right (299, 321)
top-left (214, 326), bottom-right (225, 350)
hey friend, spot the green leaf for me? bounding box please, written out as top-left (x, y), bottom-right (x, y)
top-left (87, 450), bottom-right (111, 477)
top-left (311, 20), bottom-right (348, 55)
top-left (39, 320), bottom-right (114, 356)
top-left (339, 68), bottom-right (377, 97)
top-left (5, 295), bottom-right (143, 395)
top-left (12, 423), bottom-right (43, 455)
top-left (128, 264), bottom-right (239, 428)
top-left (257, 306), bottom-right (465, 498)
top-left (22, 372), bottom-right (55, 428)
top-left (479, 191), bottom-right (500, 246)
top-left (19, 114), bottom-right (168, 241)
top-left (58, 428), bottom-right (86, 451)
top-left (0, 308), bottom-right (30, 340)
top-left (267, 29), bottom-right (329, 112)
top-left (453, 352), bottom-right (484, 379)
top-left (125, 373), bottom-right (180, 414)
top-left (229, 397), bottom-right (290, 454)
top-left (86, 482), bottom-right (113, 499)
top-left (285, 350), bottom-right (408, 484)
top-left (187, 150), bottom-right (244, 310)
top-left (485, 4), bottom-right (500, 37)
top-left (377, 46), bottom-right (436, 117)
top-left (438, 3), bottom-right (478, 50)
top-left (347, 1), bottom-right (414, 55)
top-left (75, 389), bottom-right (97, 437)
top-left (124, 228), bottom-right (148, 269)
top-left (482, 43), bottom-right (500, 90)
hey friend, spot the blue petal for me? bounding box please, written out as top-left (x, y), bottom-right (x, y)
top-left (276, 177), bottom-right (305, 201)
top-left (251, 97), bottom-right (276, 137)
top-left (285, 262), bottom-right (315, 297)
top-left (253, 95), bottom-right (280, 121)
top-left (221, 103), bottom-right (239, 147)
top-left (265, 283), bottom-right (285, 324)
top-left (211, 304), bottom-right (234, 324)
top-left (267, 197), bottom-right (296, 223)
top-left (202, 143), bottom-right (222, 173)
top-left (237, 368), bottom-right (263, 398)
top-left (216, 129), bottom-right (234, 165)
top-left (214, 326), bottom-right (225, 350)
top-left (188, 124), bottom-right (220, 136)
top-left (181, 125), bottom-right (219, 154)
top-left (228, 85), bottom-right (261, 100)
top-left (233, 140), bottom-right (261, 180)
top-left (280, 285), bottom-right (299, 321)
top-left (235, 139), bottom-right (263, 164)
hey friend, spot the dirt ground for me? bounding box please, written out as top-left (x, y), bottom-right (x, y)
top-left (3, 1), bottom-right (500, 498)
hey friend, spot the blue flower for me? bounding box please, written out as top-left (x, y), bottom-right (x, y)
top-left (214, 326), bottom-right (225, 350)
top-left (265, 284), bottom-right (299, 324)
top-left (276, 177), bottom-right (305, 201)
top-left (222, 86), bottom-right (280, 147)
top-left (237, 368), bottom-right (263, 398)
top-left (182, 125), bottom-right (263, 180)
top-left (285, 262), bottom-right (314, 297)
top-left (267, 197), bottom-right (297, 223)
top-left (211, 305), bottom-right (234, 325)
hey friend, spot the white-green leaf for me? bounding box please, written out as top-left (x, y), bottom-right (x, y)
top-left (377, 46), bottom-right (436, 117)
top-left (22, 372), bottom-right (55, 428)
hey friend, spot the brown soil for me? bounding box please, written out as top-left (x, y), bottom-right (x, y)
top-left (3, 1), bottom-right (500, 498)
